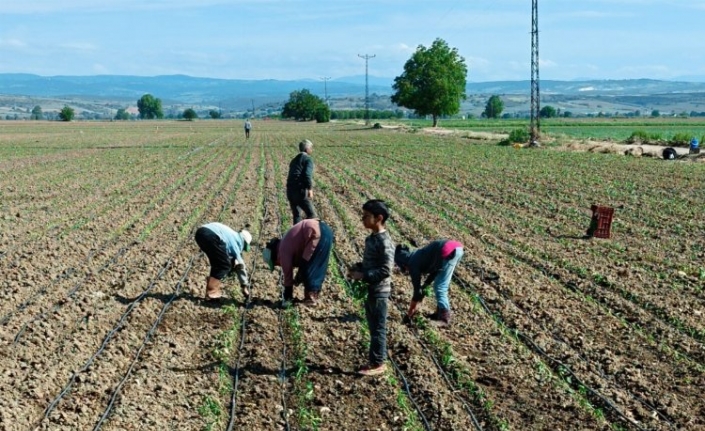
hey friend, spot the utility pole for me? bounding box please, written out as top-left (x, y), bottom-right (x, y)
top-left (529, 0), bottom-right (541, 146)
top-left (358, 54), bottom-right (375, 125)
top-left (251, 99), bottom-right (255, 118)
top-left (321, 77), bottom-right (331, 106)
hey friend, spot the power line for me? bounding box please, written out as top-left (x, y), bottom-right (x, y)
top-left (321, 77), bottom-right (331, 106)
top-left (358, 54), bottom-right (375, 125)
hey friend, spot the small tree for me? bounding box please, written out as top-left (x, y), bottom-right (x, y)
top-left (115, 108), bottom-right (130, 120)
top-left (483, 95), bottom-right (504, 119)
top-left (31, 105), bottom-right (43, 120)
top-left (209, 109), bottom-right (221, 119)
top-left (391, 38), bottom-right (467, 127)
top-left (539, 105), bottom-right (557, 118)
top-left (137, 94), bottom-right (164, 119)
top-left (58, 106), bottom-right (75, 121)
top-left (182, 108), bottom-right (197, 121)
top-left (314, 104), bottom-right (331, 123)
top-left (651, 109), bottom-right (660, 117)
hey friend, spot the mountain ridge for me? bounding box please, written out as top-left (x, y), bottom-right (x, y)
top-left (2, 74), bottom-right (705, 115)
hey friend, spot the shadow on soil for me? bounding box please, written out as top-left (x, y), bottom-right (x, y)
top-left (113, 292), bottom-right (242, 308)
top-left (546, 227), bottom-right (592, 240)
top-left (168, 362), bottom-right (358, 378)
top-left (310, 313), bottom-right (361, 323)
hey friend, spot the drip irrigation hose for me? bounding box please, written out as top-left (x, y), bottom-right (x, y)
top-left (330, 248), bottom-right (434, 431)
top-left (4, 143), bottom-right (225, 325)
top-left (403, 322), bottom-right (484, 430)
top-left (0, 267), bottom-right (76, 325)
top-left (227, 174), bottom-right (271, 431)
top-left (36, 144), bottom-right (249, 429)
top-left (91, 255), bottom-right (197, 430)
top-left (452, 275), bottom-right (649, 431)
top-left (273, 191), bottom-right (292, 430)
top-left (387, 354), bottom-right (433, 431)
top-left (13, 246), bottom-right (129, 344)
top-left (460, 262), bottom-right (676, 428)
top-left (93, 145), bottom-right (251, 430)
top-left (317, 194), bottom-right (479, 430)
top-left (34, 255), bottom-right (176, 427)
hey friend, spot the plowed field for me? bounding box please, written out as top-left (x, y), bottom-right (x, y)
top-left (1, 120), bottom-right (703, 431)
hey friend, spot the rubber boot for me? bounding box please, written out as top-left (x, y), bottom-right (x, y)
top-left (431, 308), bottom-right (451, 327)
top-left (206, 276), bottom-right (223, 300)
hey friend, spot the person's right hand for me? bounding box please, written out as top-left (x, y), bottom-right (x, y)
top-left (308, 189), bottom-right (314, 199)
top-left (407, 300), bottom-right (421, 318)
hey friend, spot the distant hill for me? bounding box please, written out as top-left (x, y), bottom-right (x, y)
top-left (1, 73), bottom-right (705, 115)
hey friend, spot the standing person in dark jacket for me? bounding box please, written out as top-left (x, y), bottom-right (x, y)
top-left (194, 223), bottom-right (252, 300)
top-left (349, 200), bottom-right (395, 376)
top-left (286, 139), bottom-right (317, 225)
top-left (262, 218), bottom-right (333, 307)
top-left (394, 239), bottom-right (464, 327)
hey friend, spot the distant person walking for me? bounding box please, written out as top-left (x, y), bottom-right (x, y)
top-left (286, 139), bottom-right (317, 224)
top-left (194, 222), bottom-right (252, 300)
top-left (244, 119), bottom-right (252, 139)
top-left (394, 239), bottom-right (464, 327)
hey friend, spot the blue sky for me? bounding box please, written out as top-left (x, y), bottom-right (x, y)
top-left (1, 0), bottom-right (704, 82)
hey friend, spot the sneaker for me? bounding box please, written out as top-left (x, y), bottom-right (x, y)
top-left (358, 363), bottom-right (386, 376)
top-left (430, 309), bottom-right (451, 327)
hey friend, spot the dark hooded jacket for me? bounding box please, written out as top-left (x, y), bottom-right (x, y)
top-left (286, 152), bottom-right (314, 195)
top-left (395, 240), bottom-right (456, 301)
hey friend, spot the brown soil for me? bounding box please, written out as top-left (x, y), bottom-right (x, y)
top-left (1, 121), bottom-right (702, 431)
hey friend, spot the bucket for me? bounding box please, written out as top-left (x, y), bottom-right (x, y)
top-left (586, 205), bottom-right (614, 239)
top-left (690, 138), bottom-right (700, 155)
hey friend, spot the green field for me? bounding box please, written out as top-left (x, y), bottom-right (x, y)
top-left (403, 116), bottom-right (705, 143)
top-left (1, 120), bottom-right (703, 430)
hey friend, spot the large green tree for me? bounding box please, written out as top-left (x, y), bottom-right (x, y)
top-left (391, 38), bottom-right (467, 127)
top-left (483, 95), bottom-right (504, 119)
top-left (281, 89), bottom-right (328, 122)
top-left (182, 108), bottom-right (197, 120)
top-left (539, 105), bottom-right (557, 118)
top-left (31, 105), bottom-right (43, 120)
top-left (137, 94), bottom-right (164, 119)
top-left (115, 108), bottom-right (130, 120)
top-left (58, 105), bottom-right (75, 121)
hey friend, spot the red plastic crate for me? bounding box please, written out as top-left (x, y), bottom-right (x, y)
top-left (587, 205), bottom-right (614, 239)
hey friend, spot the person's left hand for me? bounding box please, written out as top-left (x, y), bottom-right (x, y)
top-left (308, 189), bottom-right (314, 199)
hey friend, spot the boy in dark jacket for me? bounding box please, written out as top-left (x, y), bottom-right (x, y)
top-left (394, 239), bottom-right (464, 327)
top-left (349, 200), bottom-right (395, 376)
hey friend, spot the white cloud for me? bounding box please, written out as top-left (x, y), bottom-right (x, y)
top-left (0, 38), bottom-right (26, 48)
top-left (59, 42), bottom-right (98, 51)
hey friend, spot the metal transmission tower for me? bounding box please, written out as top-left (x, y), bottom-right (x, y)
top-left (358, 54), bottom-right (375, 125)
top-left (321, 77), bottom-right (331, 106)
top-left (529, 0), bottom-right (541, 146)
